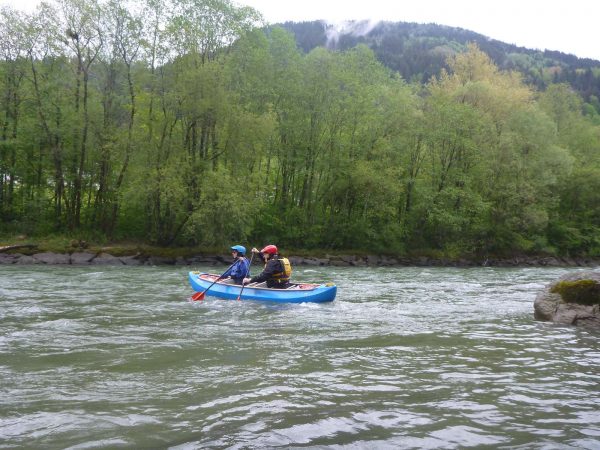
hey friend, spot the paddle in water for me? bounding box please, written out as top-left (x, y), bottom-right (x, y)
top-left (191, 260), bottom-right (237, 301)
top-left (236, 252), bottom-right (255, 301)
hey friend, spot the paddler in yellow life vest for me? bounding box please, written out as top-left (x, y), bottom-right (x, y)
top-left (242, 244), bottom-right (292, 289)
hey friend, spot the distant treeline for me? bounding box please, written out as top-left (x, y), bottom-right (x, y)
top-left (0, 0), bottom-right (599, 258)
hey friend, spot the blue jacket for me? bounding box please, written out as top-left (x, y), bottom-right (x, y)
top-left (221, 257), bottom-right (250, 284)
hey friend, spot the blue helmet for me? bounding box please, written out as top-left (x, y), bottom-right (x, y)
top-left (230, 245), bottom-right (246, 255)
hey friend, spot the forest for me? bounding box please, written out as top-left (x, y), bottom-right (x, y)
top-left (1, 0), bottom-right (599, 258)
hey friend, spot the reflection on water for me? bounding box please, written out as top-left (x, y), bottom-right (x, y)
top-left (1, 264), bottom-right (599, 448)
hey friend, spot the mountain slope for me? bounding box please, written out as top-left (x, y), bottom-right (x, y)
top-left (279, 20), bottom-right (600, 106)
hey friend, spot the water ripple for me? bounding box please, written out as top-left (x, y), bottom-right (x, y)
top-left (1, 264), bottom-right (599, 448)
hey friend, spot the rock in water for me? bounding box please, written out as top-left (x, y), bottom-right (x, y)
top-left (534, 270), bottom-right (600, 328)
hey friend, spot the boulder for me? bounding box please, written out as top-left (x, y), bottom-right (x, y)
top-left (350, 258), bottom-right (366, 266)
top-left (287, 256), bottom-right (305, 265)
top-left (329, 258), bottom-right (351, 266)
top-left (0, 253), bottom-right (21, 264)
top-left (379, 256), bottom-right (398, 266)
top-left (120, 255), bottom-right (143, 266)
top-left (302, 257), bottom-right (329, 266)
top-left (145, 256), bottom-right (176, 265)
top-left (92, 252), bottom-right (124, 265)
top-left (174, 256), bottom-right (189, 265)
top-left (33, 252), bottom-right (71, 264)
top-left (534, 270), bottom-right (600, 328)
top-left (188, 255), bottom-right (221, 265)
top-left (70, 252), bottom-right (95, 264)
top-left (366, 255), bottom-right (380, 265)
top-left (15, 255), bottom-right (37, 264)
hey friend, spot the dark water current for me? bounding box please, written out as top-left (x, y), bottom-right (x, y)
top-left (1, 264), bottom-right (599, 449)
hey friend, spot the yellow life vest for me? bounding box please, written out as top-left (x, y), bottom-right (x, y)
top-left (272, 257), bottom-right (292, 283)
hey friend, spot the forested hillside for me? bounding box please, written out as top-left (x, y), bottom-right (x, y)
top-left (1, 0), bottom-right (599, 258)
top-left (282, 20), bottom-right (600, 116)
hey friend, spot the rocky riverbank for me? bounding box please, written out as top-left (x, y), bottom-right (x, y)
top-left (0, 251), bottom-right (599, 267)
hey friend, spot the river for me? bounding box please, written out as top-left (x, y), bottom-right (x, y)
top-left (1, 264), bottom-right (599, 449)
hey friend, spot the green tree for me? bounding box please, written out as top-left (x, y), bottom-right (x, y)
top-left (0, 6), bottom-right (28, 223)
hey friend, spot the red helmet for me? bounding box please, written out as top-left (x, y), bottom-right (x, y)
top-left (261, 245), bottom-right (278, 255)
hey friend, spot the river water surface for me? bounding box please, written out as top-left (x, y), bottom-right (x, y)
top-left (1, 264), bottom-right (599, 449)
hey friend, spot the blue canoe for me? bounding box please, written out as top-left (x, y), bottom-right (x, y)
top-left (188, 271), bottom-right (336, 303)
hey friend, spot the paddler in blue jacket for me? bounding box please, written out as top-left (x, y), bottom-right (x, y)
top-left (221, 245), bottom-right (250, 285)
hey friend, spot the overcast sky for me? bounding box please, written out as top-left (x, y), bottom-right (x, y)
top-left (2, 0), bottom-right (598, 61)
